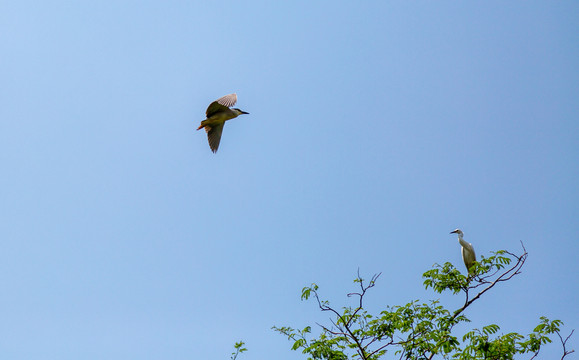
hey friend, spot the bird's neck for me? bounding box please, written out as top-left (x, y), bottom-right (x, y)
top-left (457, 235), bottom-right (469, 247)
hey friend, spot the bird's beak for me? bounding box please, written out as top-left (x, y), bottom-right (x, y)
top-left (241, 111), bottom-right (249, 114)
top-left (450, 230), bottom-right (457, 234)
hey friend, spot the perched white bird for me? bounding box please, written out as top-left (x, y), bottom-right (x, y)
top-left (450, 229), bottom-right (476, 274)
top-left (197, 93), bottom-right (249, 153)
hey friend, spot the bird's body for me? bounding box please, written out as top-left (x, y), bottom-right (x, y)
top-left (450, 229), bottom-right (476, 274)
top-left (197, 93), bottom-right (249, 153)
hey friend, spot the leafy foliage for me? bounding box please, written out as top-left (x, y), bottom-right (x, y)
top-left (230, 341), bottom-right (247, 360)
top-left (272, 244), bottom-right (574, 360)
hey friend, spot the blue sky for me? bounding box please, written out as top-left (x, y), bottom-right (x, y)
top-left (1, 1), bottom-right (577, 359)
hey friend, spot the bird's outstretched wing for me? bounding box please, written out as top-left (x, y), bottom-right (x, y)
top-left (205, 123), bottom-right (225, 153)
top-left (206, 93), bottom-right (238, 117)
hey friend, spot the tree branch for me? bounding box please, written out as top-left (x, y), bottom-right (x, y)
top-left (559, 329), bottom-right (575, 360)
top-left (426, 243), bottom-right (529, 360)
top-left (312, 286), bottom-right (369, 359)
top-left (454, 242), bottom-right (528, 320)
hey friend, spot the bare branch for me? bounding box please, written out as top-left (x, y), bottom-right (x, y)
top-left (312, 278), bottom-right (376, 360)
top-left (559, 329), bottom-right (575, 360)
top-left (529, 348), bottom-right (540, 360)
top-left (453, 243), bottom-right (528, 320)
top-left (317, 322), bottom-right (345, 337)
top-left (346, 272), bottom-right (382, 329)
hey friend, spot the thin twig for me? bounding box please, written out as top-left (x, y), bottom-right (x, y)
top-left (313, 285), bottom-right (370, 359)
top-left (559, 329), bottom-right (575, 360)
top-left (454, 243), bottom-right (528, 319)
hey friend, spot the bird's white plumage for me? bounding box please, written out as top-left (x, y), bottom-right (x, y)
top-left (450, 229), bottom-right (476, 273)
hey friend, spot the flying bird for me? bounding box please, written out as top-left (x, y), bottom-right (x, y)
top-left (450, 229), bottom-right (477, 274)
top-left (197, 93), bottom-right (249, 153)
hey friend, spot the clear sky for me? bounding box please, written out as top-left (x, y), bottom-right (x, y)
top-left (1, 1), bottom-right (577, 359)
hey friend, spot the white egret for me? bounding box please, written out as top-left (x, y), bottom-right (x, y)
top-left (197, 93), bottom-right (249, 153)
top-left (450, 229), bottom-right (476, 274)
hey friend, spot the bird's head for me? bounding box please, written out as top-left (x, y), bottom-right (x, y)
top-left (450, 229), bottom-right (463, 236)
top-left (232, 108), bottom-right (249, 115)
